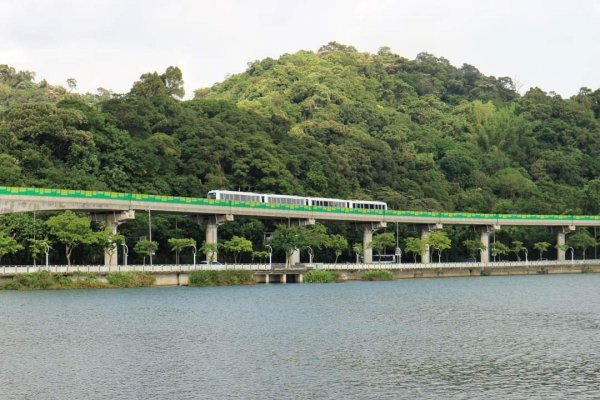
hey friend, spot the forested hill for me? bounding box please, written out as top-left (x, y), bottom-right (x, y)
top-left (2, 43), bottom-right (600, 216)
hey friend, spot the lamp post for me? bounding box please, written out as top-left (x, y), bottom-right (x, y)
top-left (122, 243), bottom-right (128, 267)
top-left (42, 242), bottom-right (50, 267)
top-left (306, 246), bottom-right (314, 266)
top-left (524, 248), bottom-right (528, 264)
top-left (266, 244), bottom-right (273, 269)
top-left (395, 247), bottom-right (402, 264)
top-left (568, 246), bottom-right (575, 264)
top-left (190, 244), bottom-right (197, 267)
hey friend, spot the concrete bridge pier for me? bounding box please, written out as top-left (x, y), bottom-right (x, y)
top-left (94, 210), bottom-right (135, 266)
top-left (361, 222), bottom-right (387, 264)
top-left (288, 219), bottom-right (315, 266)
top-left (420, 223), bottom-right (442, 264)
top-left (479, 225), bottom-right (500, 263)
top-left (556, 225), bottom-right (575, 261)
top-left (290, 248), bottom-right (300, 265)
top-left (203, 214), bottom-right (234, 262)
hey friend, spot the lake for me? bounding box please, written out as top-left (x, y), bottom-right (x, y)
top-left (1, 274), bottom-right (599, 399)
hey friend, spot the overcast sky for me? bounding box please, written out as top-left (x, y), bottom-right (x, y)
top-left (2, 0), bottom-right (599, 98)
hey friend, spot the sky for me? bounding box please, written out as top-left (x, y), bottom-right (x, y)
top-left (1, 0), bottom-right (599, 98)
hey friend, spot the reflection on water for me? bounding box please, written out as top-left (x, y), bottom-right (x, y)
top-left (1, 274), bottom-right (599, 399)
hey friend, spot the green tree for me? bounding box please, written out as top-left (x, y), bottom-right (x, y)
top-left (134, 240), bottom-right (158, 265)
top-left (223, 236), bottom-right (253, 263)
top-left (252, 250), bottom-right (270, 263)
top-left (533, 242), bottom-right (551, 260)
top-left (369, 232), bottom-right (396, 261)
top-left (0, 231), bottom-right (23, 264)
top-left (29, 238), bottom-right (51, 266)
top-left (427, 230), bottom-right (451, 263)
top-left (327, 234), bottom-right (348, 264)
top-left (96, 229), bottom-right (125, 266)
top-left (404, 237), bottom-right (426, 263)
top-left (168, 238), bottom-right (196, 264)
top-left (511, 240), bottom-right (524, 261)
top-left (463, 239), bottom-right (487, 261)
top-left (491, 242), bottom-right (510, 261)
top-left (45, 211), bottom-right (98, 265)
top-left (567, 229), bottom-right (597, 260)
top-left (269, 225), bottom-right (305, 266)
top-left (201, 242), bottom-right (219, 264)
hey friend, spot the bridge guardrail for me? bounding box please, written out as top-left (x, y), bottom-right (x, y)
top-left (1, 260), bottom-right (598, 276)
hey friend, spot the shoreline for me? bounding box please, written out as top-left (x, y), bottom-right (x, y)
top-left (0, 264), bottom-right (597, 290)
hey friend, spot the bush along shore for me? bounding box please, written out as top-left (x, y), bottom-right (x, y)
top-left (361, 270), bottom-right (395, 281)
top-left (188, 270), bottom-right (255, 287)
top-left (0, 271), bottom-right (156, 290)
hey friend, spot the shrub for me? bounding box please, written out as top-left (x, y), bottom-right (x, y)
top-left (105, 272), bottom-right (155, 288)
top-left (188, 270), bottom-right (255, 286)
top-left (304, 269), bottom-right (337, 283)
top-left (480, 269), bottom-right (492, 276)
top-left (362, 269), bottom-right (395, 281)
top-left (2, 271), bottom-right (59, 290)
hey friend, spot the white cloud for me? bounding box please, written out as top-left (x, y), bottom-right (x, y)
top-left (1, 0), bottom-right (598, 97)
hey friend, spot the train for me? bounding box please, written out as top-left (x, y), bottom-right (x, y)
top-left (207, 190), bottom-right (388, 210)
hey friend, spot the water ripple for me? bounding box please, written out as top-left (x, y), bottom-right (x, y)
top-left (0, 275), bottom-right (599, 399)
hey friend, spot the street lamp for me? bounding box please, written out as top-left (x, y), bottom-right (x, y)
top-left (190, 244), bottom-right (197, 267)
top-left (524, 248), bottom-right (528, 264)
top-left (122, 243), bottom-right (128, 267)
top-left (568, 246), bottom-right (575, 264)
top-left (266, 244), bottom-right (273, 269)
top-left (42, 242), bottom-right (50, 267)
top-left (306, 245), bottom-right (314, 266)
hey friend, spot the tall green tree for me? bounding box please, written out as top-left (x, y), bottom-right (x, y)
top-left (404, 237), bottom-right (426, 263)
top-left (96, 229), bottom-right (125, 266)
top-left (134, 240), bottom-right (158, 265)
top-left (269, 225), bottom-right (306, 266)
top-left (168, 238), bottom-right (196, 265)
top-left (427, 231), bottom-right (451, 263)
top-left (0, 231), bottom-right (23, 264)
top-left (567, 229), bottom-right (597, 260)
top-left (533, 242), bottom-right (551, 260)
top-left (45, 211), bottom-right (98, 265)
top-left (370, 232), bottom-right (396, 261)
top-left (327, 234), bottom-right (348, 264)
top-left (223, 236), bottom-right (253, 263)
top-left (463, 239), bottom-right (486, 261)
top-left (491, 242), bottom-right (510, 261)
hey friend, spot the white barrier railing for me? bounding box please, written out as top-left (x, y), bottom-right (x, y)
top-left (313, 259), bottom-right (600, 270)
top-left (0, 259), bottom-right (598, 275)
top-left (0, 263), bottom-right (275, 275)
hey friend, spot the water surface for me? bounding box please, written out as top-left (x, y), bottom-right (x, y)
top-left (1, 274), bottom-right (599, 399)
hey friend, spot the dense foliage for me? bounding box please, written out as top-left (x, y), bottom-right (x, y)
top-left (1, 42), bottom-right (600, 264)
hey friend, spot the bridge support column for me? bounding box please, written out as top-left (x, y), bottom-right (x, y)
top-left (479, 225), bottom-right (500, 264)
top-left (286, 219), bottom-right (315, 266)
top-left (290, 248), bottom-right (300, 265)
top-left (203, 214), bottom-right (234, 263)
top-left (361, 222), bottom-right (387, 264)
top-left (94, 210), bottom-right (135, 267)
top-left (420, 224), bottom-right (442, 264)
top-left (556, 226), bottom-right (575, 261)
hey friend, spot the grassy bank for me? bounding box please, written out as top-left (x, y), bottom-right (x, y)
top-left (0, 271), bottom-right (155, 290)
top-left (188, 270), bottom-right (255, 287)
top-left (304, 269), bottom-right (339, 283)
top-left (361, 270), bottom-right (395, 281)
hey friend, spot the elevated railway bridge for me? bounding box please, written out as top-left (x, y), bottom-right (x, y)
top-left (1, 186), bottom-right (598, 265)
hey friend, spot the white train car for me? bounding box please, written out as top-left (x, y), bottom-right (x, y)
top-left (207, 190), bottom-right (387, 210)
